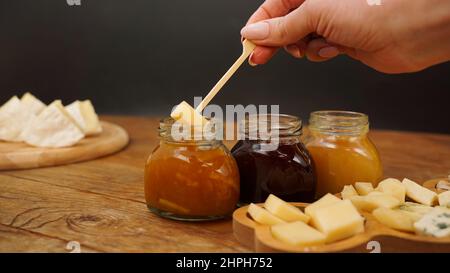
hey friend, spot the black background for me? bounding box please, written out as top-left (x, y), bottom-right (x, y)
top-left (0, 0), bottom-right (449, 133)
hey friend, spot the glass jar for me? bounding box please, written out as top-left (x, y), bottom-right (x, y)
top-left (231, 114), bottom-right (317, 204)
top-left (144, 117), bottom-right (240, 221)
top-left (304, 111), bottom-right (383, 198)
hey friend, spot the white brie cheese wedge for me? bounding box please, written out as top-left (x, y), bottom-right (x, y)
top-left (17, 93), bottom-right (47, 141)
top-left (21, 92), bottom-right (46, 115)
top-left (0, 96), bottom-right (30, 142)
top-left (22, 100), bottom-right (85, 148)
top-left (65, 100), bottom-right (102, 136)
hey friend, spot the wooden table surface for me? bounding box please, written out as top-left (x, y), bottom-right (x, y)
top-left (0, 116), bottom-right (449, 253)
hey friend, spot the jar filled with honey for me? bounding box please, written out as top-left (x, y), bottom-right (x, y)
top-left (304, 111), bottom-right (383, 198)
top-left (144, 117), bottom-right (239, 221)
top-left (231, 114), bottom-right (317, 204)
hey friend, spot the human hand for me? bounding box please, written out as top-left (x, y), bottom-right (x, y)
top-left (241, 0), bottom-right (450, 73)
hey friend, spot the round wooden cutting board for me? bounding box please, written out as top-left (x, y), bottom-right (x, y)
top-left (0, 121), bottom-right (129, 170)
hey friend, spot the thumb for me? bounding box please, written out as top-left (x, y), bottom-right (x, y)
top-left (240, 5), bottom-right (314, 47)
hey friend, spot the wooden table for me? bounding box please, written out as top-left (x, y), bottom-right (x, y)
top-left (0, 116), bottom-right (449, 253)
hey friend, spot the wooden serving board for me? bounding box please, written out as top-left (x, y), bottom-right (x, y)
top-left (233, 202), bottom-right (450, 253)
top-left (0, 121), bottom-right (129, 170)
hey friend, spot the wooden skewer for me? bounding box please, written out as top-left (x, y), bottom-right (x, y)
top-left (195, 39), bottom-right (256, 112)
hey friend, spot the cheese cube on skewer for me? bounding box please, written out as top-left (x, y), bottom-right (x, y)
top-left (171, 101), bottom-right (208, 126)
top-left (402, 178), bottom-right (437, 206)
top-left (271, 221), bottom-right (326, 247)
top-left (247, 203), bottom-right (285, 226)
top-left (66, 100), bottom-right (102, 136)
top-left (264, 194), bottom-right (310, 223)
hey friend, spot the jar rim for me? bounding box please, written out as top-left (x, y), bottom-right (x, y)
top-left (158, 116), bottom-right (222, 145)
top-left (309, 110), bottom-right (369, 134)
top-left (239, 113), bottom-right (302, 139)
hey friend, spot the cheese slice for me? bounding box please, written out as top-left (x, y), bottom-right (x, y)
top-left (309, 199), bottom-right (365, 243)
top-left (22, 100), bottom-right (85, 148)
top-left (349, 192), bottom-right (400, 212)
top-left (264, 194), bottom-right (310, 223)
top-left (305, 193), bottom-right (341, 217)
top-left (66, 100), bottom-right (102, 136)
top-left (402, 178), bottom-right (437, 206)
top-left (247, 203), bottom-right (285, 225)
top-left (355, 182), bottom-right (374, 195)
top-left (21, 92), bottom-right (46, 115)
top-left (271, 221), bottom-right (326, 247)
top-left (0, 96), bottom-right (30, 142)
top-left (395, 202), bottom-right (433, 221)
top-left (372, 207), bottom-right (415, 232)
top-left (376, 178), bottom-right (406, 203)
top-left (341, 185), bottom-right (358, 200)
top-left (438, 191), bottom-right (450, 207)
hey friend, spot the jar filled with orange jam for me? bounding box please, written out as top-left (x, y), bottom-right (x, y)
top-left (304, 111), bottom-right (383, 198)
top-left (144, 117), bottom-right (239, 221)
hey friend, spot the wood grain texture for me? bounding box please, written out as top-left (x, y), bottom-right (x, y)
top-left (233, 203), bottom-right (450, 253)
top-left (0, 116), bottom-right (449, 252)
top-left (0, 121), bottom-right (129, 170)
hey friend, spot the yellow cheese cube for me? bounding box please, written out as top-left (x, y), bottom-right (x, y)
top-left (247, 203), bottom-right (286, 225)
top-left (349, 192), bottom-right (400, 212)
top-left (376, 178), bottom-right (406, 203)
top-left (341, 185), bottom-right (358, 200)
top-left (170, 101), bottom-right (208, 127)
top-left (264, 194), bottom-right (310, 223)
top-left (355, 182), bottom-right (374, 195)
top-left (402, 178), bottom-right (437, 206)
top-left (310, 200), bottom-right (364, 243)
top-left (271, 221), bottom-right (326, 247)
top-left (438, 191), bottom-right (450, 207)
top-left (305, 193), bottom-right (341, 217)
top-left (372, 207), bottom-right (415, 232)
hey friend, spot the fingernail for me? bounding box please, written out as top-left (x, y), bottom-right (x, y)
top-left (286, 45), bottom-right (302, 58)
top-left (248, 53), bottom-right (258, 67)
top-left (240, 22), bottom-right (270, 40)
top-left (318, 46), bottom-right (340, 58)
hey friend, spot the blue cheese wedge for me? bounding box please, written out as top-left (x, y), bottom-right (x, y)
top-left (22, 100), bottom-right (85, 148)
top-left (414, 207), bottom-right (450, 238)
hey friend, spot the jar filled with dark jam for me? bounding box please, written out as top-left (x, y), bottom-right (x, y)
top-left (231, 114), bottom-right (317, 204)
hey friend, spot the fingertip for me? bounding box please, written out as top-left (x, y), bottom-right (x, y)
top-left (250, 46), bottom-right (278, 65)
top-left (318, 46), bottom-right (340, 58)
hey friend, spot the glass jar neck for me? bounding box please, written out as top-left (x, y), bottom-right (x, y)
top-left (309, 111), bottom-right (369, 136)
top-left (158, 117), bottom-right (222, 147)
top-left (239, 114), bottom-right (302, 143)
